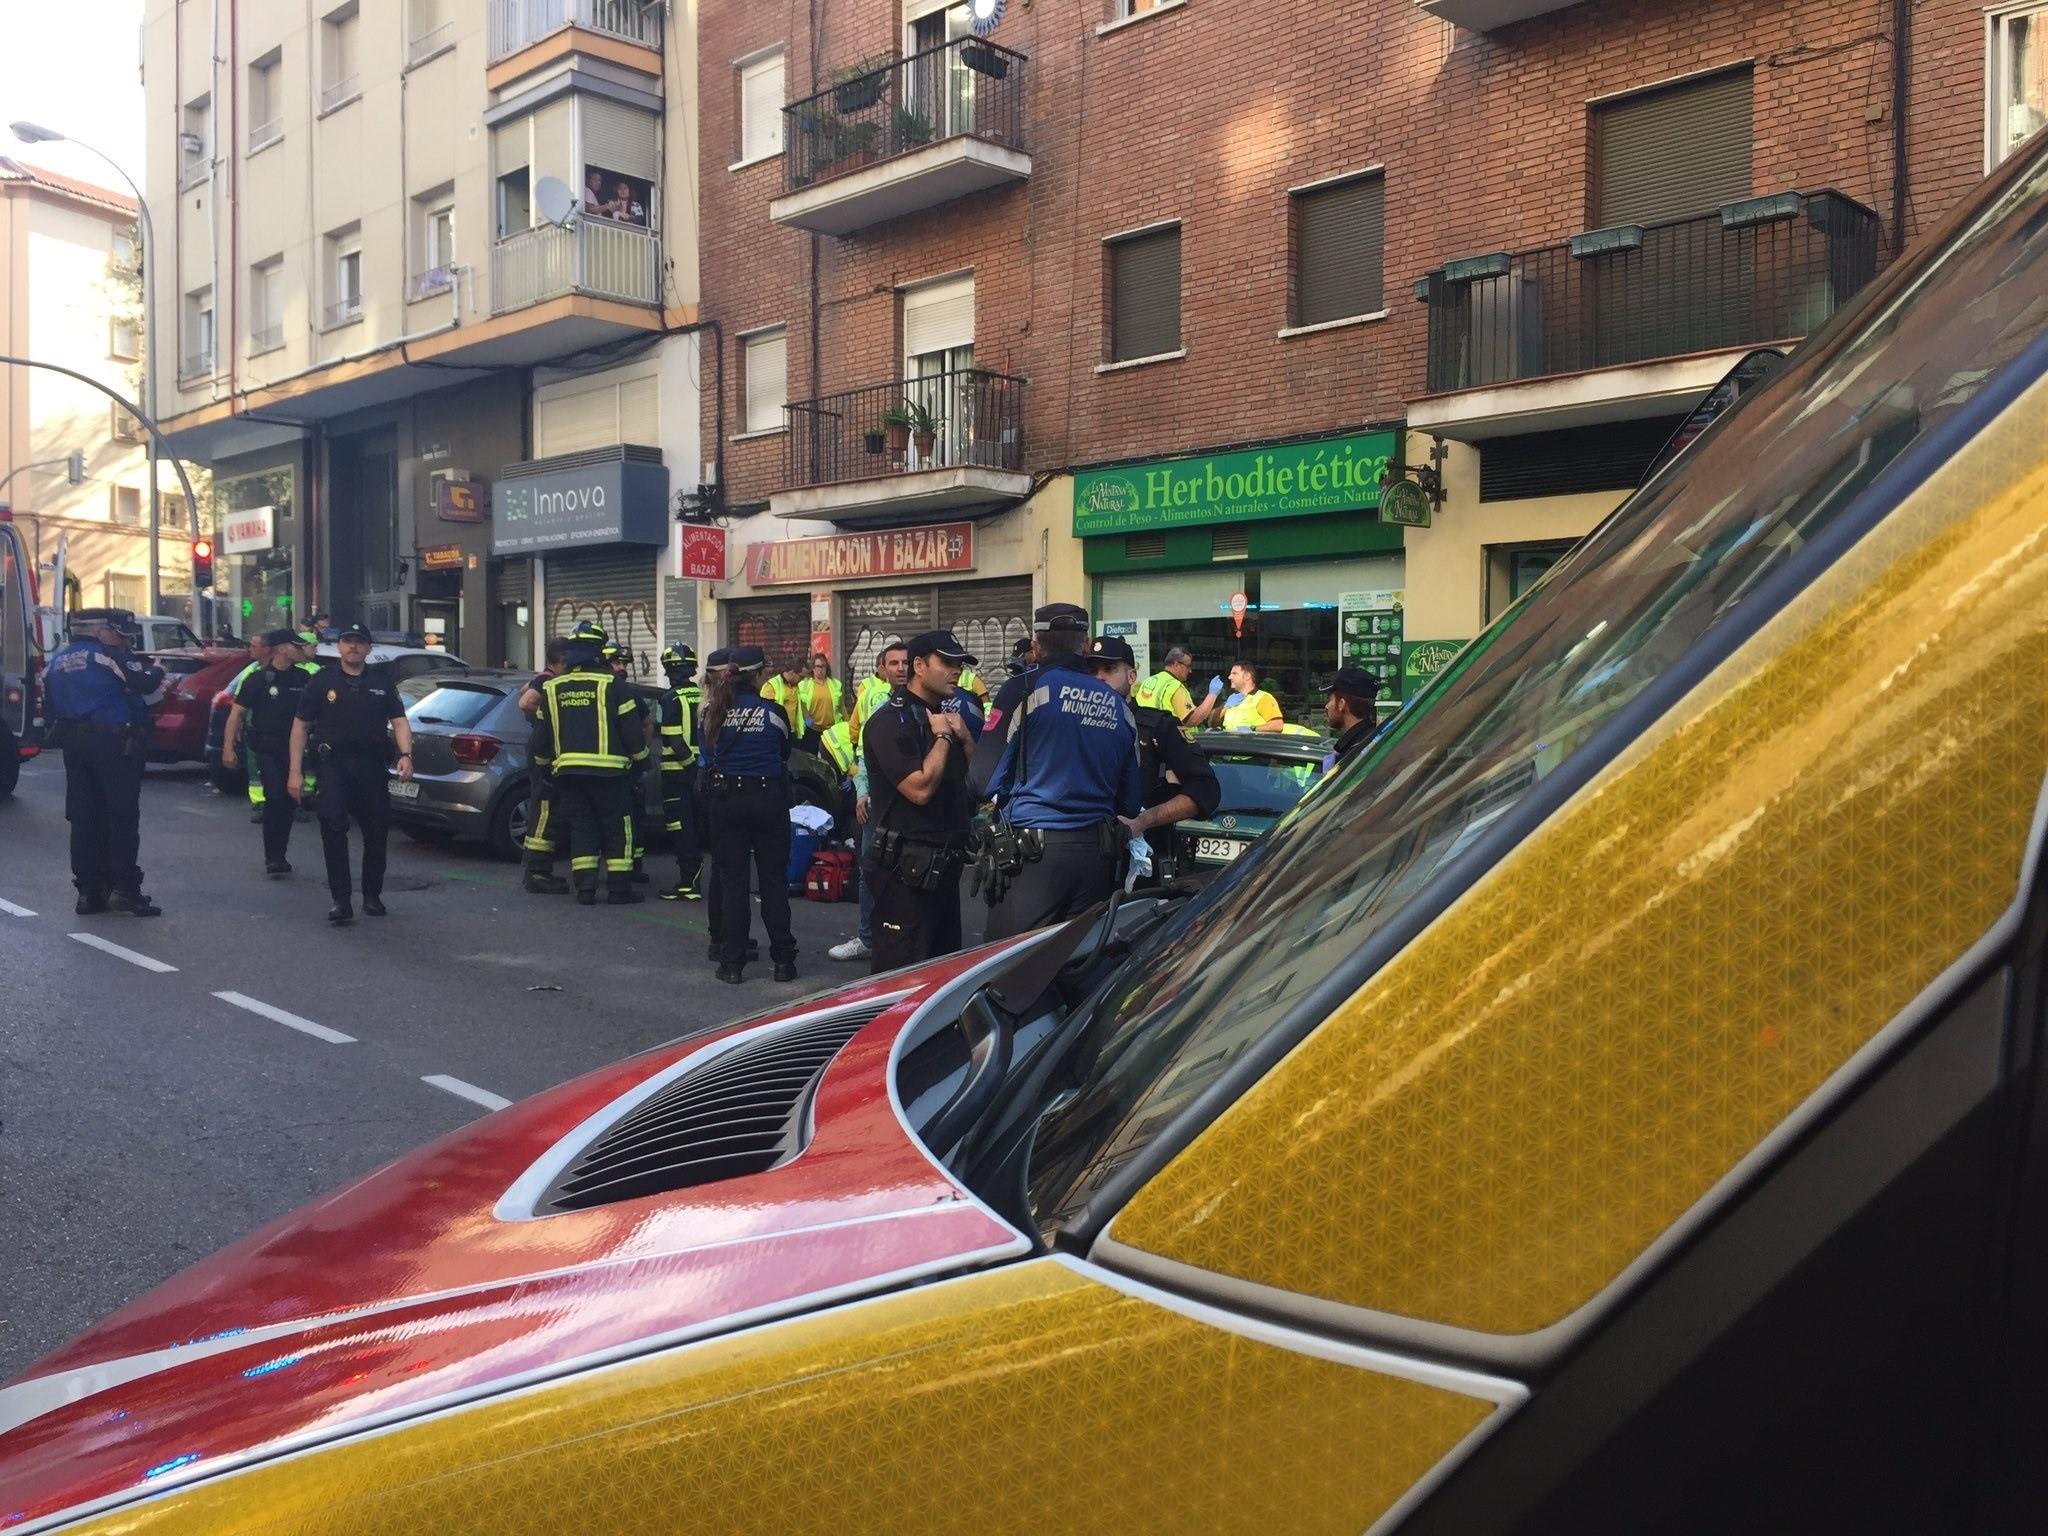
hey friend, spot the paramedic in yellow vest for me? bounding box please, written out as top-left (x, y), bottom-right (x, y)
top-left (828, 641), bottom-right (910, 965)
top-left (1132, 646), bottom-right (1224, 736)
top-left (762, 655), bottom-right (826, 753)
top-left (806, 653), bottom-right (841, 731)
top-left (956, 658), bottom-right (990, 707)
top-left (1221, 660), bottom-right (1286, 732)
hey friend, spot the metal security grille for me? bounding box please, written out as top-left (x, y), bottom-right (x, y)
top-left (1594, 69), bottom-right (1753, 228)
top-left (726, 595), bottom-right (811, 665)
top-left (494, 558), bottom-right (532, 603)
top-left (842, 589), bottom-right (934, 682)
top-left (936, 577), bottom-right (1030, 670)
top-left (543, 545), bottom-right (660, 676)
top-left (1111, 225), bottom-right (1181, 361)
top-left (1295, 174), bottom-right (1385, 326)
top-left (1478, 415), bottom-right (1686, 502)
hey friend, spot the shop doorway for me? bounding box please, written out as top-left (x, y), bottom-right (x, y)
top-left (329, 428), bottom-right (400, 628)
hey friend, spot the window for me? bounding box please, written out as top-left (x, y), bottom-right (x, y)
top-left (111, 487), bottom-right (142, 525)
top-left (180, 95), bottom-right (211, 188)
top-left (904, 273), bottom-right (975, 466)
top-left (534, 364), bottom-right (659, 456)
top-left (111, 228), bottom-right (138, 271)
top-left (321, 3), bottom-right (360, 112)
top-left (110, 404), bottom-right (142, 442)
top-left (160, 492), bottom-right (187, 531)
top-left (1107, 223), bottom-right (1181, 362)
top-left (1592, 68), bottom-right (1752, 227)
top-left (109, 318), bottom-right (138, 360)
top-left (1117, 0), bottom-right (1175, 14)
top-left (249, 51), bottom-right (283, 149)
top-left (741, 328), bottom-right (787, 434)
top-left (497, 166), bottom-right (532, 237)
top-left (412, 191), bottom-right (456, 297)
top-left (408, 0), bottom-right (451, 63)
top-left (1991, 6), bottom-right (2048, 166)
top-left (738, 47), bottom-right (785, 164)
top-left (105, 573), bottom-right (144, 611)
top-left (250, 257), bottom-right (284, 351)
top-left (181, 287), bottom-right (214, 377)
top-left (1291, 172), bottom-right (1384, 327)
top-left (325, 226), bottom-right (362, 327)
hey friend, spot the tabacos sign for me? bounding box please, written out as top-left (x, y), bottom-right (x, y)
top-left (1073, 430), bottom-right (1396, 537)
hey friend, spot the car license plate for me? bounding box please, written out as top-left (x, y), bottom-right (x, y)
top-left (1194, 836), bottom-right (1246, 864)
top-left (388, 780), bottom-right (421, 800)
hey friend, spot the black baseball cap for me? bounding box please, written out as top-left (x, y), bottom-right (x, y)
top-left (1086, 634), bottom-right (1136, 667)
top-left (704, 647), bottom-right (731, 670)
top-left (728, 643), bottom-right (767, 669)
top-left (1033, 602), bottom-right (1089, 634)
top-left (1319, 666), bottom-right (1382, 699)
top-left (338, 622), bottom-right (374, 643)
top-left (1011, 636), bottom-right (1033, 657)
top-left (907, 630), bottom-right (978, 665)
top-left (261, 627), bottom-right (301, 648)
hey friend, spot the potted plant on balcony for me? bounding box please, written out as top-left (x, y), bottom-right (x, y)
top-left (904, 396), bottom-right (944, 460)
top-left (831, 57), bottom-right (889, 114)
top-left (961, 41), bottom-right (1008, 79)
top-left (893, 105), bottom-right (935, 149)
top-left (825, 119), bottom-right (880, 172)
top-left (881, 403), bottom-right (914, 454)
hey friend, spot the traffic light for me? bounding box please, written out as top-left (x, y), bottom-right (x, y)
top-left (191, 538), bottom-right (214, 590)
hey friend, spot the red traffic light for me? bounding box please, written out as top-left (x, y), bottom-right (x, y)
top-left (191, 538), bottom-right (215, 589)
top-left (192, 539), bottom-right (213, 558)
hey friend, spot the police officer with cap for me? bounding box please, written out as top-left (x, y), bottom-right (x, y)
top-left (701, 643), bottom-right (797, 983)
top-left (968, 601), bottom-right (1088, 800)
top-left (226, 628), bottom-right (320, 875)
top-left (978, 604), bottom-right (1142, 939)
top-left (1318, 666), bottom-right (1384, 775)
top-left (696, 647), bottom-right (754, 963)
top-left (43, 612), bottom-right (164, 915)
top-left (861, 630), bottom-right (976, 972)
top-left (655, 643), bottom-right (705, 901)
top-left (1086, 633), bottom-right (1221, 879)
top-left (290, 621), bottom-right (414, 923)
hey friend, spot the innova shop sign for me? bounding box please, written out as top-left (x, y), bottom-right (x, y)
top-left (1072, 430), bottom-right (1396, 537)
top-left (492, 460), bottom-right (670, 555)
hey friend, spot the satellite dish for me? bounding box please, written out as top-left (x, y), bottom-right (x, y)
top-left (969, 0), bottom-right (1006, 35)
top-left (533, 175), bottom-right (578, 228)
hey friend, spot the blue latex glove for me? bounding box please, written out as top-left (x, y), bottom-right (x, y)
top-left (1208, 676), bottom-right (1225, 695)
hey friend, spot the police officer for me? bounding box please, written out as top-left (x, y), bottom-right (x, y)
top-left (979, 604), bottom-right (1143, 939)
top-left (290, 622), bottom-right (414, 923)
top-left (968, 603), bottom-right (1092, 802)
top-left (1087, 634), bottom-right (1221, 881)
top-left (1134, 645), bottom-right (1225, 735)
top-left (43, 613), bottom-right (164, 916)
top-left (655, 643), bottom-right (705, 901)
top-left (225, 629), bottom-right (320, 875)
top-left (533, 623), bottom-right (644, 906)
top-left (603, 642), bottom-right (655, 884)
top-left (695, 648), bottom-right (756, 963)
top-left (223, 630), bottom-right (273, 822)
top-left (1318, 666), bottom-right (1383, 776)
top-left (701, 644), bottom-right (797, 984)
top-left (518, 636), bottom-right (572, 895)
top-left (861, 631), bottom-right (977, 973)
top-left (828, 641), bottom-right (911, 965)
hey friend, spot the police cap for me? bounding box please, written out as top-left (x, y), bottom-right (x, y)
top-left (660, 643), bottom-right (697, 670)
top-left (261, 627), bottom-right (300, 648)
top-left (1032, 602), bottom-right (1089, 634)
top-left (338, 622), bottom-right (374, 643)
top-left (1085, 634), bottom-right (1136, 667)
top-left (907, 630), bottom-right (977, 666)
top-left (727, 643), bottom-right (767, 670)
top-left (295, 628), bottom-right (319, 646)
top-left (1318, 666), bottom-right (1383, 701)
top-left (704, 647), bottom-right (731, 671)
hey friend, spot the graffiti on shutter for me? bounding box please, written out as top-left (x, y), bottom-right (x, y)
top-left (843, 588), bottom-right (936, 684)
top-left (936, 578), bottom-right (1031, 674)
top-left (546, 548), bottom-right (660, 679)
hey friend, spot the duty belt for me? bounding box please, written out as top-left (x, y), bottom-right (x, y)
top-left (705, 772), bottom-right (778, 791)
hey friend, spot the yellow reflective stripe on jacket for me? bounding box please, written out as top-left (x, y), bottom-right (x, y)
top-left (540, 670), bottom-right (630, 772)
top-left (660, 684), bottom-right (698, 769)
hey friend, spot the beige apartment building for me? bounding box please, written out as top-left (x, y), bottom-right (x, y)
top-left (0, 158), bottom-right (191, 618)
top-left (142, 0), bottom-right (701, 666)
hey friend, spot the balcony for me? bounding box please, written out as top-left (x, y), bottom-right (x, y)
top-left (322, 296), bottom-right (363, 330)
top-left (178, 345), bottom-right (214, 382)
top-left (488, 0), bottom-right (660, 63)
top-left (247, 117), bottom-right (282, 153)
top-left (1415, 0), bottom-right (1588, 30)
top-left (772, 368), bottom-right (1030, 521)
top-left (1413, 190), bottom-right (1879, 438)
top-left (250, 323), bottom-right (283, 355)
top-left (770, 39), bottom-right (1030, 238)
top-left (319, 75), bottom-right (360, 114)
top-left (491, 218), bottom-right (659, 314)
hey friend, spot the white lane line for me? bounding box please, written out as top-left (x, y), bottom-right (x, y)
top-left (422, 1075), bottom-right (512, 1112)
top-left (212, 990), bottom-right (357, 1046)
top-left (68, 933), bottom-right (178, 973)
top-left (0, 898), bottom-right (36, 918)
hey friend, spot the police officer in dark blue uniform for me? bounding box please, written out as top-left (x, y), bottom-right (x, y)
top-left (979, 604), bottom-right (1142, 939)
top-left (43, 613), bottom-right (164, 915)
top-left (701, 644), bottom-right (797, 984)
top-left (228, 628), bottom-right (320, 875)
top-left (290, 622), bottom-right (415, 924)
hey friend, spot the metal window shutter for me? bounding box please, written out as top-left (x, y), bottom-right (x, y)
top-left (1296, 176), bottom-right (1384, 326)
top-left (1594, 70), bottom-right (1752, 227)
top-left (582, 97), bottom-right (655, 179)
top-left (494, 558), bottom-right (532, 603)
top-left (904, 276), bottom-right (976, 359)
top-left (618, 374), bottom-right (659, 445)
top-left (531, 97), bottom-right (574, 185)
top-left (1112, 228), bottom-right (1181, 361)
top-left (727, 595), bottom-right (812, 664)
top-left (935, 577), bottom-right (1031, 667)
top-left (842, 588), bottom-right (935, 680)
top-left (542, 546), bottom-right (661, 675)
top-left (744, 332), bottom-right (787, 433)
top-left (741, 55), bottom-right (784, 161)
top-left (535, 387), bottom-right (620, 458)
top-left (492, 121), bottom-right (530, 174)
top-left (1478, 414), bottom-right (1686, 502)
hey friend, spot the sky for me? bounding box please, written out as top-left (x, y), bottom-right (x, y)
top-left (0, 0), bottom-right (148, 196)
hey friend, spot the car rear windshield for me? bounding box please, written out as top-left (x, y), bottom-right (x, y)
top-left (1024, 143), bottom-right (2048, 1237)
top-left (154, 656), bottom-right (213, 676)
top-left (407, 683), bottom-right (504, 730)
top-left (1206, 752), bottom-right (1321, 818)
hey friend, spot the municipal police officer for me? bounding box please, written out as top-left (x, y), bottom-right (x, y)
top-left (968, 602), bottom-right (1090, 801)
top-left (861, 631), bottom-right (977, 973)
top-left (696, 647), bottom-right (756, 964)
top-left (655, 643), bottom-right (705, 902)
top-left (979, 604), bottom-right (1143, 939)
top-left (226, 629), bottom-right (320, 875)
top-left (290, 622), bottom-right (415, 923)
top-left (533, 623), bottom-right (644, 906)
top-left (1086, 634), bottom-right (1221, 882)
top-left (702, 644), bottom-right (797, 984)
top-left (43, 613), bottom-right (164, 916)
top-left (223, 630), bottom-right (273, 822)
top-left (518, 636), bottom-right (571, 895)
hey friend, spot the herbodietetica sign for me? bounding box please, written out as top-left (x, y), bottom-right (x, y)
top-left (1072, 431), bottom-right (1396, 537)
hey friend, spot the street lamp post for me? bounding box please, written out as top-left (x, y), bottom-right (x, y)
top-left (10, 122), bottom-right (165, 617)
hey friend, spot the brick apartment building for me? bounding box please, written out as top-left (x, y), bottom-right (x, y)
top-left (694, 0), bottom-right (2032, 715)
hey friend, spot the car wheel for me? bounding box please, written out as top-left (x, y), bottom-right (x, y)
top-left (489, 789), bottom-right (529, 863)
top-left (0, 726), bottom-right (18, 801)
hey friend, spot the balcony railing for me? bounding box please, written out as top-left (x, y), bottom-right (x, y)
top-left (487, 0), bottom-right (661, 62)
top-left (408, 20), bottom-right (455, 62)
top-left (323, 296), bottom-right (363, 329)
top-left (319, 74), bottom-right (360, 113)
top-left (250, 323), bottom-right (283, 354)
top-left (179, 345), bottom-right (213, 380)
top-left (491, 219), bottom-right (659, 314)
top-left (1421, 190), bottom-right (1880, 394)
top-left (784, 368), bottom-right (1026, 491)
top-left (248, 117), bottom-right (283, 153)
top-left (782, 38), bottom-right (1027, 194)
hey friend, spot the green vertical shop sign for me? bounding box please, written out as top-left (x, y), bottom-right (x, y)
top-left (1402, 637), bottom-right (1469, 697)
top-left (1073, 431), bottom-right (1396, 537)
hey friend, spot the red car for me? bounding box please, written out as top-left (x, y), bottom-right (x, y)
top-left (145, 646), bottom-right (255, 766)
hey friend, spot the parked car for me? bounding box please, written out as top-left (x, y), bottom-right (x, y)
top-left (68, 608), bottom-right (205, 654)
top-left (8, 127), bottom-right (2048, 1536)
top-left (0, 514), bottom-right (43, 799)
top-left (145, 646), bottom-right (249, 764)
top-left (1157, 730), bottom-right (1330, 883)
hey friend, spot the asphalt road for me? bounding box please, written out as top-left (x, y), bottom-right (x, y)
top-left (0, 754), bottom-right (876, 1379)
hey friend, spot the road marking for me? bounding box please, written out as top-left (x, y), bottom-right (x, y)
top-left (422, 1075), bottom-right (512, 1112)
top-left (0, 898), bottom-right (36, 918)
top-left (212, 990), bottom-right (357, 1046)
top-left (68, 933), bottom-right (178, 973)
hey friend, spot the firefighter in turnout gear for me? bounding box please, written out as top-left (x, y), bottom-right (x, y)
top-left (533, 624), bottom-right (645, 905)
top-left (605, 642), bottom-right (654, 884)
top-left (519, 637), bottom-right (571, 894)
top-left (656, 643), bottom-right (705, 902)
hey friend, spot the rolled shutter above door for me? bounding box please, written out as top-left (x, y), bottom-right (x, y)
top-left (1594, 69), bottom-right (1753, 228)
top-left (1112, 226), bottom-right (1181, 362)
top-left (904, 276), bottom-right (976, 362)
top-left (582, 97), bottom-right (656, 179)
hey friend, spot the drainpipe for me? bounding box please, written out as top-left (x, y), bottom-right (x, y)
top-left (1890, 0), bottom-right (1910, 259)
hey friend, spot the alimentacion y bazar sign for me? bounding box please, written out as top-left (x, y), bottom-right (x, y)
top-left (1072, 430), bottom-right (1396, 537)
top-left (747, 522), bottom-right (974, 587)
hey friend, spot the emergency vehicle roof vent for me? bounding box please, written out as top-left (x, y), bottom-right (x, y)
top-left (540, 1001), bottom-right (893, 1212)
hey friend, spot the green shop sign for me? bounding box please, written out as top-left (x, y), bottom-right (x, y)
top-left (1073, 430), bottom-right (1396, 537)
top-left (1402, 637), bottom-right (1469, 696)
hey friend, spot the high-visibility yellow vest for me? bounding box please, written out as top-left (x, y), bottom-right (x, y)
top-left (821, 720), bottom-right (856, 777)
top-left (959, 666), bottom-right (988, 701)
top-left (1134, 669), bottom-right (1193, 720)
top-left (852, 675), bottom-right (892, 757)
top-left (659, 683), bottom-right (699, 769)
top-left (1222, 689), bottom-right (1283, 731)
